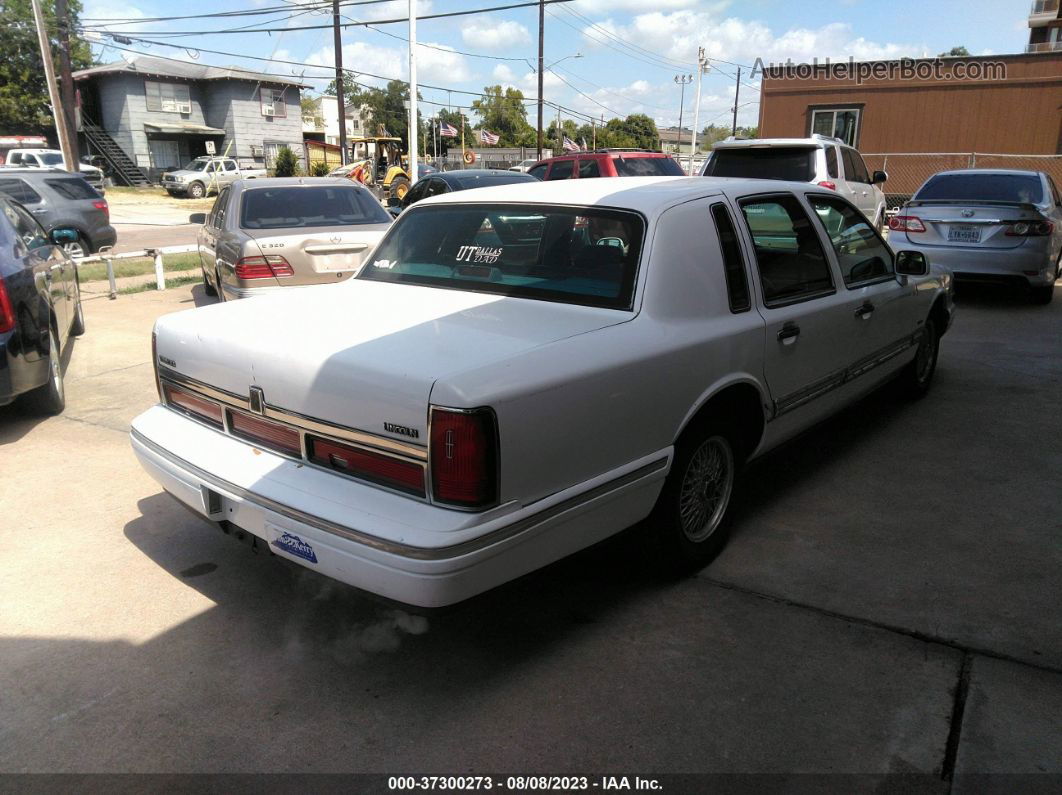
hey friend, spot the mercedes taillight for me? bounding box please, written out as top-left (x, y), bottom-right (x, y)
top-left (234, 256), bottom-right (294, 279)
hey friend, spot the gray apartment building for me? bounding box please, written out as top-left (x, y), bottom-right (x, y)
top-left (73, 55), bottom-right (306, 185)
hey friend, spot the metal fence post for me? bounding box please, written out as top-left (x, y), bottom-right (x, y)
top-left (97, 245), bottom-right (117, 300)
top-left (148, 248), bottom-right (165, 290)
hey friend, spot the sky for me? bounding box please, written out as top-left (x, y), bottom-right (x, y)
top-left (78, 0), bottom-right (1036, 131)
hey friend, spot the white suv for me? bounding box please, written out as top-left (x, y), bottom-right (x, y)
top-left (701, 135), bottom-right (888, 230)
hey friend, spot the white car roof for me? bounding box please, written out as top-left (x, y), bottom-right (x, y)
top-left (418, 175), bottom-right (819, 217)
top-left (712, 137), bottom-right (831, 150)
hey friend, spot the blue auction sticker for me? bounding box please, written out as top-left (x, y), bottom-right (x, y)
top-left (271, 531), bottom-right (318, 564)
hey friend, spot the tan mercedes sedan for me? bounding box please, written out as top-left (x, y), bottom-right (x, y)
top-left (191, 177), bottom-right (392, 300)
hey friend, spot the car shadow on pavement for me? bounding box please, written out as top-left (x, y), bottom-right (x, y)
top-left (0, 334), bottom-right (79, 445)
top-left (188, 283), bottom-right (219, 308)
top-left (953, 281), bottom-right (1054, 310)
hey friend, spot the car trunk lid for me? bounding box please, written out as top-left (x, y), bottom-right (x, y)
top-left (899, 201), bottom-right (1044, 249)
top-left (155, 279), bottom-right (631, 442)
top-left (241, 224), bottom-right (389, 286)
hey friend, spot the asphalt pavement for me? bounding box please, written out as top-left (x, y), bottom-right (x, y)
top-left (0, 281), bottom-right (1059, 783)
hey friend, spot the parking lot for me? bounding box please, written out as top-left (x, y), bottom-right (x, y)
top-left (1, 280), bottom-right (1060, 781)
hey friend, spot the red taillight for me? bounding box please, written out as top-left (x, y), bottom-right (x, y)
top-left (163, 383), bottom-right (224, 428)
top-left (889, 215), bottom-right (926, 233)
top-left (816, 180), bottom-right (836, 191)
top-left (92, 199), bottom-right (108, 220)
top-left (430, 407), bottom-right (498, 508)
top-left (308, 436), bottom-right (425, 496)
top-left (0, 280), bottom-right (14, 334)
top-left (1005, 220), bottom-right (1053, 237)
top-left (228, 410), bottom-right (301, 457)
top-left (234, 256), bottom-right (294, 280)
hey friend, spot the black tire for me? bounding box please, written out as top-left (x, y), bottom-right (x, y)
top-left (649, 418), bottom-right (740, 573)
top-left (1031, 284), bottom-right (1054, 305)
top-left (187, 181), bottom-right (206, 199)
top-left (389, 176), bottom-right (410, 201)
top-left (899, 317), bottom-right (939, 398)
top-left (202, 264), bottom-right (218, 296)
top-left (70, 278), bottom-right (85, 336)
top-left (27, 325), bottom-right (65, 415)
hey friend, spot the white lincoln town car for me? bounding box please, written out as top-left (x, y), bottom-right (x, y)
top-left (131, 177), bottom-right (954, 607)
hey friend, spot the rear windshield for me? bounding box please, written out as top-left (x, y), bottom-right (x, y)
top-left (613, 156), bottom-right (684, 177)
top-left (240, 186), bottom-right (392, 229)
top-left (915, 173), bottom-right (1044, 204)
top-left (703, 147), bottom-right (816, 182)
top-left (45, 177), bottom-right (100, 200)
top-left (451, 175), bottom-right (531, 190)
top-left (359, 204), bottom-right (645, 310)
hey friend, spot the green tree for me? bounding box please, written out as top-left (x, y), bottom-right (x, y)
top-left (273, 146), bottom-right (299, 177)
top-left (0, 0), bottom-right (93, 133)
top-left (700, 123), bottom-right (758, 149)
top-left (470, 85), bottom-right (534, 146)
top-left (938, 46), bottom-right (970, 57)
top-left (326, 78), bottom-right (415, 146)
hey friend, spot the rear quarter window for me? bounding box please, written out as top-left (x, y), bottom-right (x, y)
top-left (916, 173), bottom-right (1044, 204)
top-left (613, 156), bottom-right (684, 177)
top-left (703, 148), bottom-right (816, 182)
top-left (0, 178), bottom-right (42, 204)
top-left (45, 178), bottom-right (100, 200)
top-left (545, 160), bottom-right (575, 180)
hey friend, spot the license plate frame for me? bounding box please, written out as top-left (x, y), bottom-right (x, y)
top-left (947, 224), bottom-right (981, 243)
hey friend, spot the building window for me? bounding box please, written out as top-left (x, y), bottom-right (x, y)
top-left (810, 108), bottom-right (860, 146)
top-left (145, 81), bottom-right (191, 114)
top-left (261, 88), bottom-right (287, 118)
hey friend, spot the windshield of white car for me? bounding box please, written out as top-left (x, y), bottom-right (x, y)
top-left (915, 173), bottom-right (1044, 204)
top-left (359, 204), bottom-right (644, 310)
top-left (703, 147), bottom-right (816, 182)
top-left (183, 160), bottom-right (209, 172)
top-left (38, 153), bottom-right (64, 166)
top-left (240, 185), bottom-right (392, 229)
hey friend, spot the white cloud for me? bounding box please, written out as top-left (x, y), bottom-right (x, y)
top-left (492, 64), bottom-right (516, 82)
top-left (461, 18), bottom-right (531, 50)
top-left (305, 39), bottom-right (470, 87)
top-left (571, 0), bottom-right (703, 11)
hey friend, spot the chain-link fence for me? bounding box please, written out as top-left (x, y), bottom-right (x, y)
top-left (861, 153), bottom-right (1062, 208)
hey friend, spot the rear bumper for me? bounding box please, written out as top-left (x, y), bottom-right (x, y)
top-left (88, 225), bottom-right (117, 252)
top-left (900, 240), bottom-right (1057, 286)
top-left (130, 405), bottom-right (669, 607)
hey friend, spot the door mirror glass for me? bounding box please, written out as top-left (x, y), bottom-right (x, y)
top-left (895, 250), bottom-right (928, 276)
top-left (189, 212), bottom-right (207, 224)
top-left (871, 170), bottom-right (888, 185)
top-left (49, 227), bottom-right (79, 244)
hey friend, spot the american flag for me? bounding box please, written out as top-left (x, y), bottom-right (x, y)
top-left (562, 135), bottom-right (580, 152)
top-left (439, 122), bottom-right (458, 138)
top-left (479, 129), bottom-right (500, 145)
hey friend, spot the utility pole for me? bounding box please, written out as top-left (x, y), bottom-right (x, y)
top-left (54, 0), bottom-right (79, 167)
top-left (408, 0), bottom-right (418, 183)
top-left (688, 48), bottom-right (709, 175)
top-left (556, 105), bottom-right (561, 155)
top-left (332, 0), bottom-right (348, 165)
top-left (673, 74), bottom-right (692, 159)
top-left (731, 66), bottom-right (741, 136)
top-left (30, 0), bottom-right (75, 173)
top-left (536, 0), bottom-right (545, 160)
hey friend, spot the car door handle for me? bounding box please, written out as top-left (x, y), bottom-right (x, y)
top-left (854, 302), bottom-right (875, 320)
top-left (31, 208), bottom-right (48, 215)
top-left (777, 323), bottom-right (800, 344)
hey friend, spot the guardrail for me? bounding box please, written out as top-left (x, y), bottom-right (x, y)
top-left (75, 244), bottom-right (197, 300)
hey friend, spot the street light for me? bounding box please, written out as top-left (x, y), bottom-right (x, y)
top-left (537, 53), bottom-right (582, 160)
top-left (674, 74), bottom-right (693, 158)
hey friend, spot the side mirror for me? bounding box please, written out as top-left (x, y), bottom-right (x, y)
top-left (871, 170), bottom-right (888, 185)
top-left (895, 250), bottom-right (928, 276)
top-left (386, 195), bottom-right (402, 208)
top-left (49, 227), bottom-right (79, 244)
top-left (387, 205), bottom-right (402, 219)
top-left (189, 213), bottom-right (207, 224)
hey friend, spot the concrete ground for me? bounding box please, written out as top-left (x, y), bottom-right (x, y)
top-left (0, 280), bottom-right (1060, 782)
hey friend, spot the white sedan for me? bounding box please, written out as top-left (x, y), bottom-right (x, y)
top-left (131, 177), bottom-right (955, 607)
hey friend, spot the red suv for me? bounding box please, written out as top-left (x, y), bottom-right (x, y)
top-left (528, 149), bottom-right (685, 180)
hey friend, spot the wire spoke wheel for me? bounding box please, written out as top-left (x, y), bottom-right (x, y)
top-left (678, 435), bottom-right (734, 543)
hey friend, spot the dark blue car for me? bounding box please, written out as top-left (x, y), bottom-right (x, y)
top-left (0, 197), bottom-right (84, 414)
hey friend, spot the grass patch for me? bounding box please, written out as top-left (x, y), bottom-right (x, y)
top-left (78, 253), bottom-right (201, 282)
top-left (119, 274), bottom-right (203, 295)
top-left (104, 185), bottom-right (216, 210)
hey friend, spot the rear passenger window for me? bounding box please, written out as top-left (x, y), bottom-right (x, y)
top-left (0, 178), bottom-right (42, 204)
top-left (545, 160), bottom-right (574, 181)
top-left (841, 148), bottom-right (869, 183)
top-left (578, 159), bottom-right (601, 178)
top-left (740, 195), bottom-right (834, 306)
top-left (45, 178), bottom-right (99, 200)
top-left (825, 147), bottom-right (838, 179)
top-left (710, 203), bottom-right (750, 313)
top-left (212, 188), bottom-right (230, 228)
top-left (528, 164), bottom-right (547, 180)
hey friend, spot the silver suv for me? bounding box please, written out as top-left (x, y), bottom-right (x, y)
top-left (701, 134), bottom-right (888, 231)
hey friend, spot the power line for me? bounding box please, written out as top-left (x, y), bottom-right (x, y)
top-left (545, 6), bottom-right (689, 73)
top-left (559, 5), bottom-right (693, 71)
top-left (550, 63), bottom-right (674, 113)
top-left (81, 0), bottom-right (575, 36)
top-left (80, 0), bottom-right (388, 23)
top-left (545, 68), bottom-right (624, 118)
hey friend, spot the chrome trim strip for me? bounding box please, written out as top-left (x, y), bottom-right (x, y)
top-left (158, 367), bottom-right (427, 461)
top-left (773, 332), bottom-right (920, 419)
top-left (132, 427), bottom-right (667, 561)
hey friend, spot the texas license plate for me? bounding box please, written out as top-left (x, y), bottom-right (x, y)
top-left (947, 225), bottom-right (981, 243)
